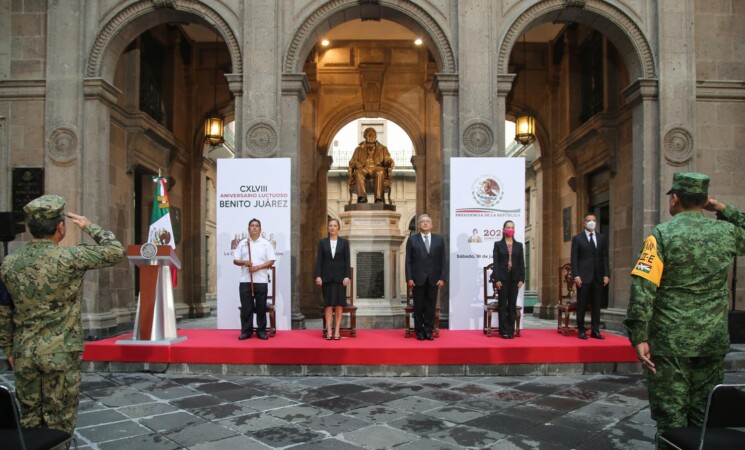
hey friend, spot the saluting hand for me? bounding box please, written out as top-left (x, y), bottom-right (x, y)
top-left (705, 197), bottom-right (726, 213)
top-left (66, 212), bottom-right (91, 230)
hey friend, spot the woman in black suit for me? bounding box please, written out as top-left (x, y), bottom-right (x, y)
top-left (492, 220), bottom-right (525, 339)
top-left (314, 219), bottom-right (351, 340)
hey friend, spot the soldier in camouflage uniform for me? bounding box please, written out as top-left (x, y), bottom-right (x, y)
top-left (0, 195), bottom-right (126, 436)
top-left (624, 172), bottom-right (745, 447)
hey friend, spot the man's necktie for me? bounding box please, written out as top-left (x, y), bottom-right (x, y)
top-left (424, 234), bottom-right (430, 253)
top-left (590, 232), bottom-right (596, 249)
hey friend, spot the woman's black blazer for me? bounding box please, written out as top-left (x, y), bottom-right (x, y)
top-left (314, 237), bottom-right (351, 282)
top-left (492, 239), bottom-right (525, 283)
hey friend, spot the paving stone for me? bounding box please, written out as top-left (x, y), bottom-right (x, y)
top-left (345, 404), bottom-right (411, 422)
top-left (265, 404), bottom-right (332, 423)
top-left (343, 424), bottom-right (418, 449)
top-left (516, 422), bottom-right (593, 447)
top-left (487, 388), bottom-right (541, 403)
top-left (310, 394), bottom-right (370, 412)
top-left (300, 412), bottom-right (371, 436)
top-left (215, 411), bottom-right (290, 433)
top-left (553, 386), bottom-right (605, 402)
top-left (424, 405), bottom-right (490, 424)
top-left (169, 394), bottom-right (224, 410)
top-left (238, 395), bottom-right (297, 411)
top-left (193, 381), bottom-right (246, 394)
top-left (429, 424), bottom-right (505, 447)
top-left (281, 387), bottom-right (339, 403)
top-left (350, 389), bottom-right (404, 404)
top-left (573, 400), bottom-right (643, 420)
top-left (76, 420), bottom-right (152, 443)
top-left (114, 400), bottom-right (181, 420)
top-left (290, 438), bottom-right (366, 449)
top-left (455, 396), bottom-right (513, 413)
top-left (251, 423), bottom-right (324, 447)
top-left (389, 413), bottom-right (455, 435)
top-left (76, 408), bottom-right (129, 427)
top-left (512, 382), bottom-right (565, 395)
top-left (139, 411), bottom-right (205, 433)
top-left (489, 435), bottom-right (570, 449)
top-left (576, 421), bottom-right (656, 449)
top-left (393, 437), bottom-right (464, 450)
top-left (383, 395), bottom-right (447, 413)
top-left (163, 421), bottom-right (238, 447)
top-left (466, 412), bottom-right (541, 435)
top-left (97, 433), bottom-right (182, 450)
top-left (526, 394), bottom-right (589, 412)
top-left (147, 385), bottom-right (201, 400)
top-left (449, 383), bottom-right (495, 395)
top-left (502, 404), bottom-right (569, 424)
top-left (77, 399), bottom-right (107, 413)
top-left (210, 386), bottom-right (269, 402)
top-left (189, 435), bottom-right (272, 450)
top-left (376, 381), bottom-right (433, 395)
top-left (191, 401), bottom-right (258, 420)
top-left (418, 388), bottom-right (468, 403)
top-left (548, 411), bottom-right (620, 431)
top-left (321, 382), bottom-right (371, 396)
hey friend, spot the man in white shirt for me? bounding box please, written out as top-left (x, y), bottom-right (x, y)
top-left (233, 218), bottom-right (276, 340)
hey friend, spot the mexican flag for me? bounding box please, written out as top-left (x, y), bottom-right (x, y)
top-left (148, 175), bottom-right (177, 286)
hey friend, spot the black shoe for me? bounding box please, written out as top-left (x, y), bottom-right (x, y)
top-left (508, 335), bottom-right (514, 339)
top-left (357, 196), bottom-right (367, 203)
top-left (374, 198), bottom-right (384, 203)
top-left (238, 333), bottom-right (251, 340)
top-left (257, 332), bottom-right (268, 340)
top-left (590, 332), bottom-right (605, 340)
top-left (500, 334), bottom-right (509, 339)
top-left (425, 333), bottom-right (434, 341)
top-left (416, 333), bottom-right (424, 341)
top-left (578, 332), bottom-right (588, 340)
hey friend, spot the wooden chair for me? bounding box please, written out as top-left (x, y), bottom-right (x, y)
top-left (556, 263), bottom-right (581, 336)
top-left (404, 285), bottom-right (440, 338)
top-left (321, 267), bottom-right (357, 337)
top-left (347, 165), bottom-right (393, 205)
top-left (265, 266), bottom-right (277, 337)
top-left (483, 263), bottom-right (522, 337)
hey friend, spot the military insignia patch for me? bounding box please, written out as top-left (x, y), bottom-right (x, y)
top-left (631, 235), bottom-right (664, 286)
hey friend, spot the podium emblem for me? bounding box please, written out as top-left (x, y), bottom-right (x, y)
top-left (140, 242), bottom-right (158, 259)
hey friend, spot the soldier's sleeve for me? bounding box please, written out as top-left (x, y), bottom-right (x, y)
top-left (623, 276), bottom-right (657, 346)
top-left (718, 204), bottom-right (745, 255)
top-left (66, 224), bottom-right (126, 271)
top-left (624, 230), bottom-right (663, 345)
top-left (0, 278), bottom-right (13, 356)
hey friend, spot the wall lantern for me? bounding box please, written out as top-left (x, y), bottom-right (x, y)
top-left (204, 32), bottom-right (224, 147)
top-left (514, 33), bottom-right (537, 146)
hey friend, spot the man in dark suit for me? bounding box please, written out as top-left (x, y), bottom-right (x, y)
top-left (570, 212), bottom-right (610, 340)
top-left (406, 214), bottom-right (447, 340)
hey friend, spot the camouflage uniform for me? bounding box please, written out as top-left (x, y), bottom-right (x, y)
top-left (624, 173), bottom-right (745, 447)
top-left (0, 195), bottom-right (125, 435)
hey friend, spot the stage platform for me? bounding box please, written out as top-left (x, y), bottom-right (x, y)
top-left (82, 329), bottom-right (641, 377)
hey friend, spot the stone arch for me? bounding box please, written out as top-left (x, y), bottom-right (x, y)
top-left (86, 0), bottom-right (242, 81)
top-left (317, 103), bottom-right (426, 157)
top-left (284, 0), bottom-right (456, 74)
top-left (497, 0), bottom-right (655, 81)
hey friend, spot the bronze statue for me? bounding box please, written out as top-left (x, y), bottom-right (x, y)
top-left (348, 127), bottom-right (395, 203)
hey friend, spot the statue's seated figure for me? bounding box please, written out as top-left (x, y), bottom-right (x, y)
top-left (347, 127), bottom-right (395, 204)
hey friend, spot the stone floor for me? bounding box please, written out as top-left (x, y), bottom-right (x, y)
top-left (2, 313), bottom-right (744, 449)
top-left (3, 370), bottom-right (744, 449)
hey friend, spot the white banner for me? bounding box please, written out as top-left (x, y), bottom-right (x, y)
top-left (449, 157), bottom-right (526, 330)
top-left (216, 159), bottom-right (291, 330)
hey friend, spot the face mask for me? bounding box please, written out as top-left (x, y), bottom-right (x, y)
top-left (585, 221), bottom-right (596, 231)
top-left (504, 229), bottom-right (515, 237)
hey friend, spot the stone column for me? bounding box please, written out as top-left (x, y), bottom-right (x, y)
top-left (82, 78), bottom-right (123, 335)
top-left (496, 74), bottom-right (517, 157)
top-left (657, 0), bottom-right (697, 200)
top-left (620, 79), bottom-right (659, 312)
top-left (281, 73), bottom-right (310, 329)
top-left (431, 73), bottom-right (459, 326)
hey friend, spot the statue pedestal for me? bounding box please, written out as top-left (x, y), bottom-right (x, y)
top-left (340, 209), bottom-right (405, 328)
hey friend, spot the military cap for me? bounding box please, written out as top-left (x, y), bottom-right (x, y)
top-left (666, 172), bottom-right (710, 195)
top-left (23, 195), bottom-right (66, 221)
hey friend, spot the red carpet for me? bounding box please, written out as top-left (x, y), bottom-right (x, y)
top-left (83, 329), bottom-right (637, 365)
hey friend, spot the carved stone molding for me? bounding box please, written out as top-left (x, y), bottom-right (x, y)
top-left (284, 0), bottom-right (455, 74)
top-left (663, 126), bottom-right (694, 165)
top-left (47, 125), bottom-right (79, 165)
top-left (462, 121), bottom-right (494, 156)
top-left (498, 0), bottom-right (655, 81)
top-left (87, 0), bottom-right (242, 78)
top-left (246, 121), bottom-right (278, 157)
